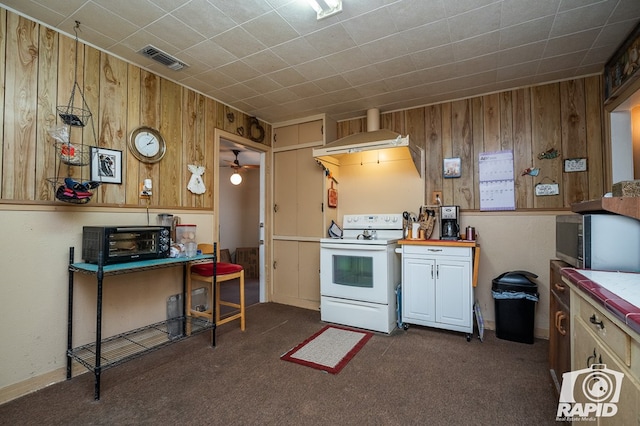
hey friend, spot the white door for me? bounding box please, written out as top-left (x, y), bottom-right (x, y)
top-left (435, 260), bottom-right (471, 327)
top-left (402, 256), bottom-right (435, 323)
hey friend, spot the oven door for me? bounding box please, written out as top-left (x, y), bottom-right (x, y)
top-left (320, 243), bottom-right (390, 304)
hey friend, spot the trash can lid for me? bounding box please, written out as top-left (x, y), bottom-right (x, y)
top-left (492, 270), bottom-right (538, 291)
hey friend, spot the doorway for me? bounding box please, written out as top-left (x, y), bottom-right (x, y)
top-left (215, 129), bottom-right (269, 309)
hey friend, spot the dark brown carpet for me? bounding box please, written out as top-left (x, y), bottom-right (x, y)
top-left (0, 303), bottom-right (558, 425)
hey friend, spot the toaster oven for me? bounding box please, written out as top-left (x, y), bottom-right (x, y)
top-left (82, 226), bottom-right (171, 265)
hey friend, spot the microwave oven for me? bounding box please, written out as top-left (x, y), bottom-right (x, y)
top-left (556, 214), bottom-right (640, 272)
top-left (82, 226), bottom-right (171, 265)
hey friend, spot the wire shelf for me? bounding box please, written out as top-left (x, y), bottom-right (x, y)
top-left (54, 142), bottom-right (91, 166)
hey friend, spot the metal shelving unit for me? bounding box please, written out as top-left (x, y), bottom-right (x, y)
top-left (66, 247), bottom-right (216, 400)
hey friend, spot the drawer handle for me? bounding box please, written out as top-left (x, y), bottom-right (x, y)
top-left (427, 249), bottom-right (443, 252)
top-left (587, 348), bottom-right (602, 368)
top-left (589, 314), bottom-right (604, 330)
top-left (554, 282), bottom-right (565, 292)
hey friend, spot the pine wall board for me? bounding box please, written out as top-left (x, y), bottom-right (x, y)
top-left (337, 75), bottom-right (604, 210)
top-left (0, 10), bottom-right (271, 208)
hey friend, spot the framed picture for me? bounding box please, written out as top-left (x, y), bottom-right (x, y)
top-left (443, 157), bottom-right (461, 178)
top-left (90, 147), bottom-right (122, 184)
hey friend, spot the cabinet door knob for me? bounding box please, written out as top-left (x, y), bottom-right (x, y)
top-left (556, 311), bottom-right (566, 336)
top-left (554, 282), bottom-right (565, 292)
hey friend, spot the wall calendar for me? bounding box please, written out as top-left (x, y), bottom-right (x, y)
top-left (478, 150), bottom-right (515, 211)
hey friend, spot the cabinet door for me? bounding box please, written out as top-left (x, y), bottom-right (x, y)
top-left (296, 147), bottom-right (324, 237)
top-left (273, 124), bottom-right (298, 148)
top-left (273, 240), bottom-right (298, 300)
top-left (402, 256), bottom-right (435, 323)
top-left (298, 241), bottom-right (320, 302)
top-left (435, 260), bottom-right (471, 328)
top-left (572, 318), bottom-right (639, 425)
top-left (298, 119), bottom-right (323, 144)
top-left (274, 150), bottom-right (298, 236)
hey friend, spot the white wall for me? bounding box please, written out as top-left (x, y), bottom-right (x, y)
top-left (0, 206), bottom-right (214, 403)
top-left (610, 110), bottom-right (634, 184)
top-left (219, 167), bottom-right (260, 260)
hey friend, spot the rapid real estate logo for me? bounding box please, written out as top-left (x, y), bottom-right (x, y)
top-left (556, 364), bottom-right (624, 421)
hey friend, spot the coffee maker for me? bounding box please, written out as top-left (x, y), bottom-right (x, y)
top-left (440, 205), bottom-right (460, 240)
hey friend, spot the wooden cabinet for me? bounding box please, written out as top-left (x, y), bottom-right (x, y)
top-left (401, 244), bottom-right (473, 339)
top-left (549, 259), bottom-right (572, 396)
top-left (566, 284), bottom-right (640, 424)
top-left (271, 114), bottom-right (336, 310)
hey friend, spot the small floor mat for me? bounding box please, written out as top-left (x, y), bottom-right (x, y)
top-left (280, 325), bottom-right (373, 374)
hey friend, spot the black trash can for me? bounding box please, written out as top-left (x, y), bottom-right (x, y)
top-left (492, 270), bottom-right (539, 344)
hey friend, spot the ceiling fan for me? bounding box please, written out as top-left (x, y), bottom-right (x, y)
top-left (224, 149), bottom-right (259, 172)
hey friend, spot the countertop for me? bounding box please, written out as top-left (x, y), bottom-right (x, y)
top-left (398, 239), bottom-right (478, 247)
top-left (561, 268), bottom-right (640, 336)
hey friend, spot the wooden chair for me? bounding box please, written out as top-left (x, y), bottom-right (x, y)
top-left (186, 243), bottom-right (245, 331)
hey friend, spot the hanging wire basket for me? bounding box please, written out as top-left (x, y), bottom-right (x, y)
top-left (54, 142), bottom-right (91, 166)
top-left (57, 102), bottom-right (92, 127)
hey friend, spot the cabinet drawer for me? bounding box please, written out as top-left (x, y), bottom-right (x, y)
top-left (577, 296), bottom-right (630, 366)
top-left (402, 245), bottom-right (470, 258)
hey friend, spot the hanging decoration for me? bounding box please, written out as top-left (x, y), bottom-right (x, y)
top-left (187, 164), bottom-right (206, 194)
top-left (521, 167), bottom-right (540, 176)
top-left (535, 177), bottom-right (560, 196)
top-left (537, 148), bottom-right (559, 160)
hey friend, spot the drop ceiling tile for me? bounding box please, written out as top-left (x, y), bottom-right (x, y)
top-left (1, 0), bottom-right (67, 26)
top-left (324, 47), bottom-right (370, 73)
top-left (294, 57), bottom-right (337, 80)
top-left (499, 16), bottom-right (554, 50)
top-left (358, 33), bottom-right (410, 63)
top-left (608, 0), bottom-right (640, 24)
top-left (267, 67), bottom-right (307, 86)
top-left (451, 31), bottom-right (501, 61)
top-left (194, 68), bottom-right (240, 88)
top-left (212, 26), bottom-right (265, 58)
top-left (543, 28), bottom-right (601, 58)
top-left (242, 50), bottom-right (289, 74)
top-left (171, 0), bottom-right (234, 38)
top-left (95, 0), bottom-right (165, 28)
top-left (63, 2), bottom-right (139, 42)
top-left (443, 0), bottom-right (498, 18)
top-left (375, 54), bottom-right (417, 77)
top-left (550, 2), bottom-right (615, 38)
top-left (213, 0), bottom-right (274, 24)
top-left (500, 0), bottom-right (560, 27)
top-left (270, 37), bottom-right (321, 66)
top-left (314, 75), bottom-right (352, 93)
top-left (341, 65), bottom-right (384, 86)
top-left (146, 14), bottom-right (206, 50)
top-left (341, 7), bottom-right (399, 45)
top-left (388, 0), bottom-right (447, 30)
top-left (183, 39), bottom-right (236, 68)
top-left (594, 20), bottom-right (639, 48)
top-left (304, 23), bottom-right (357, 56)
top-left (496, 41), bottom-right (546, 67)
top-left (537, 51), bottom-right (587, 74)
top-left (411, 45), bottom-right (455, 70)
top-left (217, 60), bottom-right (262, 82)
top-left (400, 19), bottom-right (451, 52)
top-left (242, 11), bottom-right (299, 48)
top-left (220, 83), bottom-right (260, 101)
top-left (287, 82), bottom-right (324, 98)
top-left (244, 75), bottom-right (283, 94)
top-left (447, 2), bottom-right (501, 42)
top-left (25, 0), bottom-right (88, 17)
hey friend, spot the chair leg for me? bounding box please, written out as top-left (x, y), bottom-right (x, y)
top-left (239, 270), bottom-right (245, 331)
top-left (215, 281), bottom-right (221, 325)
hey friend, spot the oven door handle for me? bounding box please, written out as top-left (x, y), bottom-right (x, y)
top-left (321, 243), bottom-right (387, 251)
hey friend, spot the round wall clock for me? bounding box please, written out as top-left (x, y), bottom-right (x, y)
top-left (128, 126), bottom-right (166, 163)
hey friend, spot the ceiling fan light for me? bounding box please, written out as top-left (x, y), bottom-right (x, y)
top-left (230, 172), bottom-right (243, 185)
top-left (307, 0), bottom-right (342, 20)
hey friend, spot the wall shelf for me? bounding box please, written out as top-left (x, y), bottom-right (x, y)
top-left (571, 197), bottom-right (640, 220)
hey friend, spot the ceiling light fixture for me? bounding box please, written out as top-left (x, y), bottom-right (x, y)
top-left (230, 171), bottom-right (243, 185)
top-left (307, 0), bottom-right (342, 20)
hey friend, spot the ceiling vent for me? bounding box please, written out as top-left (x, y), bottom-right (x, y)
top-left (138, 45), bottom-right (188, 71)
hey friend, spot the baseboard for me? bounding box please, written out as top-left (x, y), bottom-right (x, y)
top-left (0, 364), bottom-right (87, 406)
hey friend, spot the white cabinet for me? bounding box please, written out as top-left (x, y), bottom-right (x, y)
top-left (401, 243), bottom-right (474, 339)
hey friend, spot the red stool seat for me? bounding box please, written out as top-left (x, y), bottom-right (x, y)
top-left (191, 262), bottom-right (243, 277)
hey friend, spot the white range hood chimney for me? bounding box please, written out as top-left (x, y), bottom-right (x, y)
top-left (313, 108), bottom-right (423, 177)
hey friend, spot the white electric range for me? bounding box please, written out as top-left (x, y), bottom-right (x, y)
top-left (320, 213), bottom-right (403, 333)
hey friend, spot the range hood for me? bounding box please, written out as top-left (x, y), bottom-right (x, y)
top-left (313, 109), bottom-right (423, 177)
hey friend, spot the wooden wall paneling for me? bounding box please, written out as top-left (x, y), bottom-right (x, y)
top-left (2, 14), bottom-right (38, 200)
top-left (405, 107), bottom-right (426, 193)
top-left (441, 102), bottom-right (454, 204)
top-left (471, 97), bottom-right (484, 209)
top-left (584, 75), bottom-right (604, 200)
top-left (424, 104), bottom-right (443, 202)
top-left (139, 70), bottom-right (161, 206)
top-left (125, 65), bottom-right (141, 205)
top-left (451, 99), bottom-right (473, 208)
top-left (531, 83), bottom-right (563, 208)
top-left (499, 91), bottom-right (514, 152)
top-left (97, 52), bottom-right (127, 204)
top-left (182, 89), bottom-right (205, 207)
top-left (381, 110), bottom-right (405, 134)
top-left (203, 97), bottom-right (216, 209)
top-left (512, 88), bottom-right (534, 208)
top-left (82, 45), bottom-right (100, 189)
top-left (0, 9), bottom-right (5, 193)
top-left (35, 26), bottom-right (58, 201)
top-left (482, 93), bottom-right (501, 152)
top-left (560, 79), bottom-right (589, 206)
top-left (158, 79), bottom-right (182, 206)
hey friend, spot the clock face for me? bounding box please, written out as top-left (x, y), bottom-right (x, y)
top-left (129, 126), bottom-right (166, 163)
top-left (135, 132), bottom-right (160, 157)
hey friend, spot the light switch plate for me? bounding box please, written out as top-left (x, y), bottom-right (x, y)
top-left (535, 183), bottom-right (559, 196)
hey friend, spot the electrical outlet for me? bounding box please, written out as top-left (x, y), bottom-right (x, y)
top-left (432, 191), bottom-right (442, 204)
